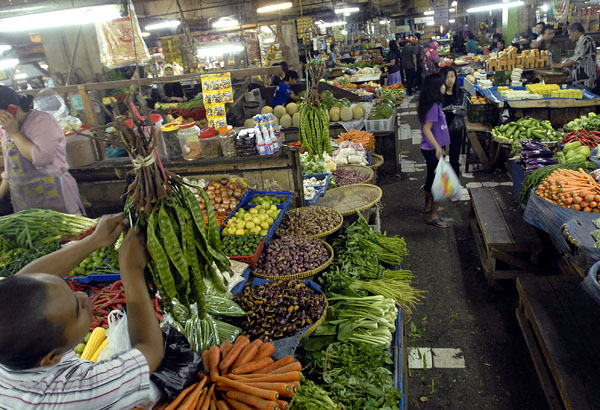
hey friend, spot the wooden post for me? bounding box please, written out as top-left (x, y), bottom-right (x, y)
top-left (78, 85), bottom-right (106, 160)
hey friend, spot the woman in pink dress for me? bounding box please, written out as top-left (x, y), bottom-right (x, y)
top-left (0, 86), bottom-right (85, 215)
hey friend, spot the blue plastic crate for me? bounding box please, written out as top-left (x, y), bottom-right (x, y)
top-left (303, 173), bottom-right (331, 197)
top-left (67, 274), bottom-right (121, 284)
top-left (221, 190), bottom-right (292, 246)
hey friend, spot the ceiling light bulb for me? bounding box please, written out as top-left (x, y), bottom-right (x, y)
top-left (449, 19), bottom-right (456, 23)
top-left (257, 2), bottom-right (293, 13)
top-left (449, 7), bottom-right (456, 12)
top-left (541, 4), bottom-right (549, 11)
top-left (145, 21), bottom-right (180, 31)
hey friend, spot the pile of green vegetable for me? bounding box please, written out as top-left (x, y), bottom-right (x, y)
top-left (299, 152), bottom-right (329, 175)
top-left (0, 209), bottom-right (98, 277)
top-left (491, 117), bottom-right (561, 155)
top-left (69, 246), bottom-right (119, 276)
top-left (555, 141), bottom-right (591, 164)
top-left (519, 161), bottom-right (596, 206)
top-left (247, 195), bottom-right (287, 206)
top-left (221, 234), bottom-right (262, 257)
top-left (299, 59), bottom-right (333, 156)
top-left (565, 112), bottom-right (600, 132)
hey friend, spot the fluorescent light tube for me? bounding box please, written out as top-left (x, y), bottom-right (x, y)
top-left (257, 2), bottom-right (293, 13)
top-left (198, 44), bottom-right (244, 57)
top-left (0, 5), bottom-right (120, 32)
top-left (145, 21), bottom-right (180, 31)
top-left (0, 59), bottom-right (18, 69)
top-left (14, 73), bottom-right (27, 80)
top-left (213, 17), bottom-right (239, 29)
top-left (424, 10), bottom-right (435, 15)
top-left (335, 7), bottom-right (359, 14)
top-left (319, 21), bottom-right (347, 27)
top-left (141, 32), bottom-right (151, 37)
top-left (467, 1), bottom-right (523, 13)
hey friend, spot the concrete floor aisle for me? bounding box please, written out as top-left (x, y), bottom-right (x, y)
top-left (379, 99), bottom-right (548, 409)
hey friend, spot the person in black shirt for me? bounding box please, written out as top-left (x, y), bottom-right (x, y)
top-left (270, 61), bottom-right (289, 87)
top-left (440, 65), bottom-right (464, 198)
top-left (158, 64), bottom-right (186, 103)
top-left (385, 40), bottom-right (402, 85)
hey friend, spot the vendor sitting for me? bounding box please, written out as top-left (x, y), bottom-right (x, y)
top-left (531, 25), bottom-right (555, 51)
top-left (272, 70), bottom-right (299, 107)
top-left (0, 214), bottom-right (163, 409)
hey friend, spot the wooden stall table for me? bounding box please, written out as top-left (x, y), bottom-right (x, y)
top-left (469, 186), bottom-right (542, 286)
top-left (516, 276), bottom-right (600, 410)
top-left (465, 120), bottom-right (493, 172)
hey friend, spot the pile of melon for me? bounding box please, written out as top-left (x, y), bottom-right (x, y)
top-left (329, 104), bottom-right (366, 122)
top-left (243, 103), bottom-right (300, 129)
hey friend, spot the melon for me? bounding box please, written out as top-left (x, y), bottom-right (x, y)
top-left (329, 107), bottom-right (341, 122)
top-left (340, 106), bottom-right (353, 122)
top-left (286, 102), bottom-right (299, 115)
top-left (261, 106), bottom-right (274, 115)
top-left (273, 105), bottom-right (287, 118)
top-left (280, 114), bottom-right (292, 129)
top-left (352, 105), bottom-right (364, 120)
top-left (292, 112), bottom-right (300, 127)
top-left (244, 118), bottom-right (255, 128)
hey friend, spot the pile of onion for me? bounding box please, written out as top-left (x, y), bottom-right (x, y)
top-left (199, 178), bottom-right (247, 214)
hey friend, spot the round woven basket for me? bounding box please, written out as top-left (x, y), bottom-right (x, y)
top-left (278, 206), bottom-right (344, 239)
top-left (369, 153), bottom-right (384, 169)
top-left (305, 297), bottom-right (329, 336)
top-left (252, 240), bottom-right (334, 281)
top-left (336, 164), bottom-right (374, 186)
top-left (319, 184), bottom-right (383, 216)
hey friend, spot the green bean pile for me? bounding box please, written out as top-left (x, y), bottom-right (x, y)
top-left (145, 184), bottom-right (231, 318)
top-left (299, 59), bottom-right (333, 156)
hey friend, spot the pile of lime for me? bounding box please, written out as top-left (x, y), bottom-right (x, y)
top-left (222, 234), bottom-right (263, 256)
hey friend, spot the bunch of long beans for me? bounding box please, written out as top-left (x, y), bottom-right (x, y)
top-left (299, 59), bottom-right (332, 155)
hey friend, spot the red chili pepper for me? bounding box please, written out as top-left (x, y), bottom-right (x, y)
top-left (97, 309), bottom-right (109, 316)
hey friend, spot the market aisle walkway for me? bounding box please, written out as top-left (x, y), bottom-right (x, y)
top-left (379, 100), bottom-right (548, 410)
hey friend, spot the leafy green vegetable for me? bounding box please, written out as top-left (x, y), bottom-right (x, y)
top-left (565, 112), bottom-right (600, 132)
top-left (290, 378), bottom-right (338, 410)
top-left (301, 341), bottom-right (402, 410)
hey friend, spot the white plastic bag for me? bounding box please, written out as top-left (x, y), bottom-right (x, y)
top-left (431, 158), bottom-right (462, 201)
top-left (98, 310), bottom-right (131, 362)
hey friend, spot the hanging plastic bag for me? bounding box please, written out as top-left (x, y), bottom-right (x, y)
top-left (98, 310), bottom-right (131, 362)
top-left (431, 158), bottom-right (462, 201)
top-left (150, 324), bottom-right (203, 400)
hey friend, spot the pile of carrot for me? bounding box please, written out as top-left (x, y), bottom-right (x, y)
top-left (153, 335), bottom-right (302, 410)
top-left (536, 168), bottom-right (600, 212)
top-left (335, 129), bottom-right (375, 152)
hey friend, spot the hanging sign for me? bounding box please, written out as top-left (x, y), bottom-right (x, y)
top-left (201, 72), bottom-right (233, 129)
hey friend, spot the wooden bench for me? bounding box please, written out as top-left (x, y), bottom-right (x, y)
top-left (516, 276), bottom-right (600, 410)
top-left (469, 186), bottom-right (542, 286)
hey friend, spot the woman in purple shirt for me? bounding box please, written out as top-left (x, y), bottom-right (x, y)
top-left (0, 86), bottom-right (85, 215)
top-left (418, 73), bottom-right (450, 228)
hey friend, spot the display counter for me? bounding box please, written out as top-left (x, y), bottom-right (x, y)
top-left (69, 147), bottom-right (304, 217)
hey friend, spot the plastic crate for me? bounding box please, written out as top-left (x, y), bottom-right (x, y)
top-left (467, 98), bottom-right (496, 123)
top-left (221, 190), bottom-right (292, 246)
top-left (228, 238), bottom-right (266, 267)
top-left (303, 173), bottom-right (331, 197)
top-left (67, 274), bottom-right (121, 284)
top-left (305, 194), bottom-right (321, 206)
top-left (365, 108), bottom-right (397, 132)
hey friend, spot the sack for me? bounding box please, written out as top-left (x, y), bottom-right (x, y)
top-left (448, 115), bottom-right (465, 136)
top-left (98, 310), bottom-right (131, 362)
top-left (431, 158), bottom-right (462, 201)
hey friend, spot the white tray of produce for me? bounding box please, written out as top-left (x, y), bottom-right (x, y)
top-left (365, 107), bottom-right (397, 133)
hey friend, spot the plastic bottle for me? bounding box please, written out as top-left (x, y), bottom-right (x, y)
top-left (255, 127), bottom-right (267, 155)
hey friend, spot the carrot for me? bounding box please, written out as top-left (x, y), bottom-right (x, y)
top-left (288, 381), bottom-right (299, 391)
top-left (152, 399), bottom-right (169, 410)
top-left (216, 400), bottom-right (230, 410)
top-left (164, 380), bottom-right (201, 410)
top-left (225, 391), bottom-right (279, 410)
top-left (564, 198), bottom-right (574, 205)
top-left (179, 384), bottom-right (206, 410)
top-left (210, 394), bottom-right (217, 410)
top-left (220, 336), bottom-right (250, 370)
top-left (224, 398), bottom-right (253, 410)
top-left (573, 204), bottom-right (582, 211)
top-left (232, 340), bottom-right (261, 370)
top-left (232, 357), bottom-right (274, 374)
top-left (591, 201), bottom-right (598, 208)
top-left (243, 382), bottom-right (289, 396)
top-left (270, 362), bottom-right (302, 375)
top-left (255, 342), bottom-right (275, 359)
top-left (277, 400), bottom-right (289, 410)
top-left (199, 384), bottom-right (216, 410)
top-left (202, 350), bottom-right (211, 374)
top-left (209, 346), bottom-right (221, 381)
top-left (220, 340), bottom-right (233, 355)
top-left (228, 372), bottom-right (302, 383)
top-left (254, 356), bottom-right (294, 374)
top-left (584, 207), bottom-right (593, 212)
top-left (215, 376), bottom-right (279, 401)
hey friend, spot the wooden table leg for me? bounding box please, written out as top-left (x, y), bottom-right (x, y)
top-left (467, 131), bottom-right (492, 171)
top-left (488, 140), bottom-right (502, 170)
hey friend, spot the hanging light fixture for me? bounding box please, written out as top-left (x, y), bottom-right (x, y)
top-left (467, 1), bottom-right (523, 13)
top-left (145, 21), bottom-right (180, 31)
top-left (424, 10), bottom-right (435, 15)
top-left (0, 5), bottom-right (120, 32)
top-left (212, 17), bottom-right (239, 29)
top-left (334, 7), bottom-right (360, 14)
top-left (257, 2), bottom-right (293, 13)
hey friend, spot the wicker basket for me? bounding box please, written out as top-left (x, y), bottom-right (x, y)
top-left (319, 184), bottom-right (383, 216)
top-left (304, 297), bottom-right (329, 336)
top-left (279, 206), bottom-right (344, 239)
top-left (252, 240), bottom-right (334, 280)
top-left (369, 153), bottom-right (384, 169)
top-left (336, 164), bottom-right (374, 185)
